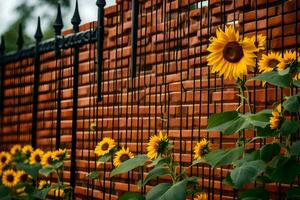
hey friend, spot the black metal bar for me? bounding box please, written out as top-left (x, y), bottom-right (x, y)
top-left (17, 23), bottom-right (24, 51)
top-left (0, 36), bottom-right (5, 147)
top-left (54, 3), bottom-right (64, 150)
top-left (131, 0), bottom-right (138, 79)
top-left (31, 17), bottom-right (43, 148)
top-left (96, 0), bottom-right (106, 101)
top-left (0, 36), bottom-right (5, 114)
top-left (0, 29), bottom-right (97, 65)
top-left (70, 0), bottom-right (81, 193)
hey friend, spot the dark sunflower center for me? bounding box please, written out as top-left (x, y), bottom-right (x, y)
top-left (20, 174), bottom-right (28, 182)
top-left (1, 156), bottom-right (7, 163)
top-left (269, 59), bottom-right (279, 69)
top-left (120, 154), bottom-right (130, 162)
top-left (101, 143), bottom-right (109, 151)
top-left (35, 155), bottom-right (41, 163)
top-left (7, 174), bottom-right (14, 182)
top-left (201, 146), bottom-right (209, 156)
top-left (223, 42), bottom-right (244, 63)
top-left (157, 140), bottom-right (169, 154)
top-left (47, 157), bottom-right (52, 164)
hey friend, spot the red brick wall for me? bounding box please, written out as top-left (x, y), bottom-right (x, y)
top-left (1, 0), bottom-right (299, 199)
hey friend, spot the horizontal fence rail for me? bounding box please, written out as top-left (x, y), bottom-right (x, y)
top-left (0, 0), bottom-right (299, 199)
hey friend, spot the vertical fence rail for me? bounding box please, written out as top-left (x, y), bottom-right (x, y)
top-left (96, 0), bottom-right (106, 101)
top-left (0, 36), bottom-right (5, 147)
top-left (70, 0), bottom-right (81, 192)
top-left (31, 17), bottom-right (43, 148)
top-left (54, 3), bottom-right (64, 150)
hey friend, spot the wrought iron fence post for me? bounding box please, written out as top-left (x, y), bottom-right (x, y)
top-left (0, 36), bottom-right (5, 115)
top-left (53, 3), bottom-right (64, 150)
top-left (131, 0), bottom-right (138, 79)
top-left (0, 36), bottom-right (5, 146)
top-left (31, 17), bottom-right (43, 148)
top-left (96, 0), bottom-right (106, 101)
top-left (17, 23), bottom-right (24, 51)
top-left (70, 0), bottom-right (81, 192)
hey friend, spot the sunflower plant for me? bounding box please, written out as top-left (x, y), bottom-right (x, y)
top-left (199, 25), bottom-right (300, 199)
top-left (88, 130), bottom-right (209, 200)
top-left (0, 145), bottom-right (70, 200)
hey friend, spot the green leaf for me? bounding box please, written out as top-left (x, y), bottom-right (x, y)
top-left (287, 187), bottom-right (300, 199)
top-left (110, 155), bottom-right (149, 177)
top-left (145, 183), bottom-right (171, 200)
top-left (159, 179), bottom-right (188, 200)
top-left (223, 173), bottom-right (234, 187)
top-left (0, 185), bottom-right (9, 198)
top-left (283, 94), bottom-right (300, 113)
top-left (290, 141), bottom-right (300, 156)
top-left (249, 110), bottom-right (272, 128)
top-left (32, 187), bottom-right (52, 200)
top-left (230, 160), bottom-right (266, 189)
top-left (256, 176), bottom-right (272, 184)
top-left (39, 166), bottom-right (56, 177)
top-left (270, 157), bottom-right (300, 184)
top-left (52, 161), bottom-right (64, 169)
top-left (204, 147), bottom-right (243, 168)
top-left (260, 143), bottom-right (280, 162)
top-left (293, 80), bottom-right (300, 87)
top-left (119, 192), bottom-right (145, 200)
top-left (97, 147), bottom-right (118, 163)
top-left (257, 126), bottom-right (278, 138)
top-left (280, 120), bottom-right (299, 136)
top-left (87, 171), bottom-right (100, 179)
top-left (189, 159), bottom-right (205, 167)
top-left (207, 111), bottom-right (239, 132)
top-left (250, 71), bottom-right (292, 88)
top-left (222, 117), bottom-right (249, 135)
top-left (138, 167), bottom-right (170, 188)
top-left (16, 163), bottom-right (41, 181)
top-left (238, 188), bottom-right (269, 200)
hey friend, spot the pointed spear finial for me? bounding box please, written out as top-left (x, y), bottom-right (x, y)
top-left (71, 0), bottom-right (81, 32)
top-left (34, 17), bottom-right (43, 42)
top-left (96, 0), bottom-right (106, 7)
top-left (16, 23), bottom-right (24, 51)
top-left (0, 36), bottom-right (5, 55)
top-left (53, 4), bottom-right (64, 36)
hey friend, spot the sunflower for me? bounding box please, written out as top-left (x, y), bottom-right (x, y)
top-left (29, 149), bottom-right (44, 165)
top-left (10, 144), bottom-right (22, 155)
top-left (95, 137), bottom-right (116, 157)
top-left (270, 104), bottom-right (281, 130)
top-left (146, 131), bottom-right (169, 160)
top-left (0, 166), bottom-right (3, 177)
top-left (278, 50), bottom-right (300, 79)
top-left (17, 170), bottom-right (31, 182)
top-left (113, 147), bottom-right (134, 167)
top-left (207, 25), bottom-right (257, 80)
top-left (250, 34), bottom-right (266, 51)
top-left (52, 149), bottom-right (67, 161)
top-left (49, 189), bottom-right (65, 197)
top-left (41, 151), bottom-right (54, 167)
top-left (22, 145), bottom-right (33, 155)
top-left (16, 187), bottom-right (26, 195)
top-left (38, 180), bottom-right (50, 189)
top-left (194, 192), bottom-right (208, 200)
top-left (193, 138), bottom-right (210, 160)
top-left (2, 169), bottom-right (19, 188)
top-left (258, 52), bottom-right (283, 73)
top-left (0, 152), bottom-right (12, 167)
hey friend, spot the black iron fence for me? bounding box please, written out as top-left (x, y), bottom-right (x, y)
top-left (0, 0), bottom-right (299, 199)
